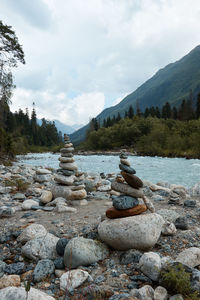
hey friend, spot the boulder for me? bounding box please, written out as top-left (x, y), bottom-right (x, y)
top-left (176, 247), bottom-right (200, 267)
top-left (22, 233), bottom-right (59, 261)
top-left (111, 181), bottom-right (144, 198)
top-left (64, 237), bottom-right (109, 268)
top-left (0, 287), bottom-right (55, 300)
top-left (60, 269), bottom-right (90, 290)
top-left (17, 223), bottom-right (47, 244)
top-left (139, 252), bottom-right (161, 281)
top-left (106, 205), bottom-right (147, 219)
top-left (98, 213), bottom-right (164, 250)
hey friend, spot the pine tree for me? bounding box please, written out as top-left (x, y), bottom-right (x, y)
top-left (196, 93), bottom-right (200, 119)
top-left (128, 105), bottom-right (134, 118)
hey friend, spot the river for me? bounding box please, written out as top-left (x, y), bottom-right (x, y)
top-left (16, 153), bottom-right (200, 188)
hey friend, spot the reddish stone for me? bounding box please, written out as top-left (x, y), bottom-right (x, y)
top-left (121, 171), bottom-right (143, 189)
top-left (106, 204), bottom-right (147, 219)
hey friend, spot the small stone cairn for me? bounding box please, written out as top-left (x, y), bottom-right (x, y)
top-left (53, 134), bottom-right (87, 205)
top-left (106, 151), bottom-right (154, 218)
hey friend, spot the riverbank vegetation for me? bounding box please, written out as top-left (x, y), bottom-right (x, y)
top-left (80, 95), bottom-right (200, 158)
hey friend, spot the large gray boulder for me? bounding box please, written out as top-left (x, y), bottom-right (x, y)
top-left (64, 237), bottom-right (109, 268)
top-left (0, 287), bottom-right (55, 300)
top-left (22, 233), bottom-right (59, 261)
top-left (17, 223), bottom-right (47, 244)
top-left (98, 213), bottom-right (164, 250)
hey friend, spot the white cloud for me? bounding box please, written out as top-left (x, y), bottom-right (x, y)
top-left (11, 88), bottom-right (105, 126)
top-left (1, 0), bottom-right (200, 125)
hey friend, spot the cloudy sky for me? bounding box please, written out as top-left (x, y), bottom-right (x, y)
top-left (0, 0), bottom-right (200, 126)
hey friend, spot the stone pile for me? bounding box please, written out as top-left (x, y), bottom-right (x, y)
top-left (106, 151), bottom-right (148, 219)
top-left (52, 134), bottom-right (87, 205)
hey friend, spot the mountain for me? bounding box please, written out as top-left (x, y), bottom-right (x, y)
top-left (70, 45), bottom-right (200, 144)
top-left (37, 119), bottom-right (83, 135)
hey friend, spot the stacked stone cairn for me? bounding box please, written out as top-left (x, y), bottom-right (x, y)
top-left (53, 134), bottom-right (87, 205)
top-left (106, 151), bottom-right (154, 218)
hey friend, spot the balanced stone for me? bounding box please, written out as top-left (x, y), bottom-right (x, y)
top-left (120, 159), bottom-right (131, 166)
top-left (111, 181), bottom-right (144, 198)
top-left (119, 163), bottom-right (136, 174)
top-left (121, 171), bottom-right (143, 189)
top-left (61, 153), bottom-right (73, 158)
top-left (54, 174), bottom-right (74, 185)
top-left (59, 162), bottom-right (78, 171)
top-left (59, 157), bottom-right (75, 163)
top-left (120, 153), bottom-right (128, 159)
top-left (63, 143), bottom-right (73, 148)
top-left (57, 169), bottom-right (75, 176)
top-left (106, 205), bottom-right (147, 219)
top-left (60, 147), bottom-right (74, 153)
top-left (112, 195), bottom-right (139, 210)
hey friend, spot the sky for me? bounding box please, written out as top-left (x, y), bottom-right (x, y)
top-left (0, 0), bottom-right (200, 126)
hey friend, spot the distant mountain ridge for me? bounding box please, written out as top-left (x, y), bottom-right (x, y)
top-left (70, 45), bottom-right (200, 144)
top-left (37, 119), bottom-right (83, 135)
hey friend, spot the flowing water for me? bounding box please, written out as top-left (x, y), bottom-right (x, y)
top-left (16, 153), bottom-right (200, 188)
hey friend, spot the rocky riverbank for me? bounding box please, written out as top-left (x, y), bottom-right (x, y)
top-left (0, 161), bottom-right (200, 299)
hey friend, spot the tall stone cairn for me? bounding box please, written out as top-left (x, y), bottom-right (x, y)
top-left (52, 134), bottom-right (87, 204)
top-left (106, 150), bottom-right (154, 218)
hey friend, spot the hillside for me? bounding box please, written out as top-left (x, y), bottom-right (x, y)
top-left (71, 45), bottom-right (200, 144)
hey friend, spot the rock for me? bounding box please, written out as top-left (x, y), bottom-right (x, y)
top-left (130, 285), bottom-right (154, 300)
top-left (54, 257), bottom-right (65, 269)
top-left (119, 164), bottom-right (136, 174)
top-left (142, 196), bottom-right (155, 213)
top-left (139, 252), bottom-right (161, 281)
top-left (55, 203), bottom-right (77, 213)
top-left (36, 168), bottom-right (52, 175)
top-left (54, 174), bottom-right (75, 185)
top-left (17, 223), bottom-right (47, 244)
top-left (189, 182), bottom-right (200, 197)
top-left (98, 213), bottom-right (164, 250)
top-left (157, 209), bottom-right (180, 223)
top-left (121, 171), bottom-right (143, 189)
top-left (59, 162), bottom-right (77, 171)
top-left (59, 156), bottom-right (74, 163)
top-left (0, 287), bottom-right (55, 300)
top-left (4, 262), bottom-right (24, 275)
top-left (34, 174), bottom-right (51, 183)
top-left (51, 184), bottom-right (71, 199)
top-left (154, 286), bottom-right (168, 300)
top-left (0, 260), bottom-right (6, 278)
top-left (152, 195), bottom-right (165, 201)
top-left (40, 190), bottom-right (53, 204)
top-left (150, 184), bottom-right (171, 194)
top-left (22, 199), bottom-right (39, 210)
top-left (176, 247), bottom-right (200, 267)
top-left (0, 275), bottom-right (21, 288)
top-left (120, 250), bottom-right (142, 265)
top-left (112, 195), bottom-right (139, 210)
top-left (184, 200), bottom-right (196, 207)
top-left (162, 222), bottom-right (177, 236)
top-left (120, 159), bottom-right (131, 166)
top-left (61, 153), bottom-right (73, 158)
top-left (0, 206), bottom-right (15, 217)
top-left (55, 269), bottom-right (65, 277)
top-left (12, 193), bottom-right (26, 200)
top-left (70, 199), bottom-right (88, 206)
top-left (108, 294), bottom-right (133, 300)
top-left (56, 238), bottom-right (69, 256)
top-left (22, 233), bottom-right (59, 261)
top-left (97, 185), bottom-right (111, 192)
top-left (111, 181), bottom-right (144, 198)
top-left (175, 217), bottom-right (188, 230)
top-left (64, 237), bottom-right (109, 268)
top-left (60, 269), bottom-right (90, 290)
top-left (33, 259), bottom-right (55, 282)
top-left (68, 189), bottom-right (87, 200)
top-left (106, 205), bottom-right (147, 219)
top-left (58, 169), bottom-right (75, 176)
top-left (169, 295), bottom-right (184, 300)
top-left (60, 147), bottom-right (74, 153)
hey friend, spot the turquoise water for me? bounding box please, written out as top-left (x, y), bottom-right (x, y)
top-left (17, 153), bottom-right (200, 188)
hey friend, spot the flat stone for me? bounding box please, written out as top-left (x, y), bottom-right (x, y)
top-left (121, 171), bottom-right (143, 189)
top-left (59, 162), bottom-right (78, 171)
top-left (120, 159), bottom-right (131, 166)
top-left (98, 213), bottom-right (164, 250)
top-left (64, 237), bottom-right (109, 268)
top-left (111, 181), bottom-right (144, 198)
top-left (63, 142), bottom-right (73, 148)
top-left (36, 168), bottom-right (52, 175)
top-left (54, 174), bottom-right (75, 185)
top-left (60, 147), bottom-right (74, 153)
top-left (59, 157), bottom-right (74, 163)
top-left (119, 164), bottom-right (136, 174)
top-left (57, 169), bottom-right (75, 176)
top-left (55, 203), bottom-right (77, 213)
top-left (60, 269), bottom-right (89, 290)
top-left (61, 153), bottom-right (73, 157)
top-left (106, 205), bottom-right (147, 219)
top-left (112, 195), bottom-right (139, 210)
top-left (34, 174), bottom-right (51, 183)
